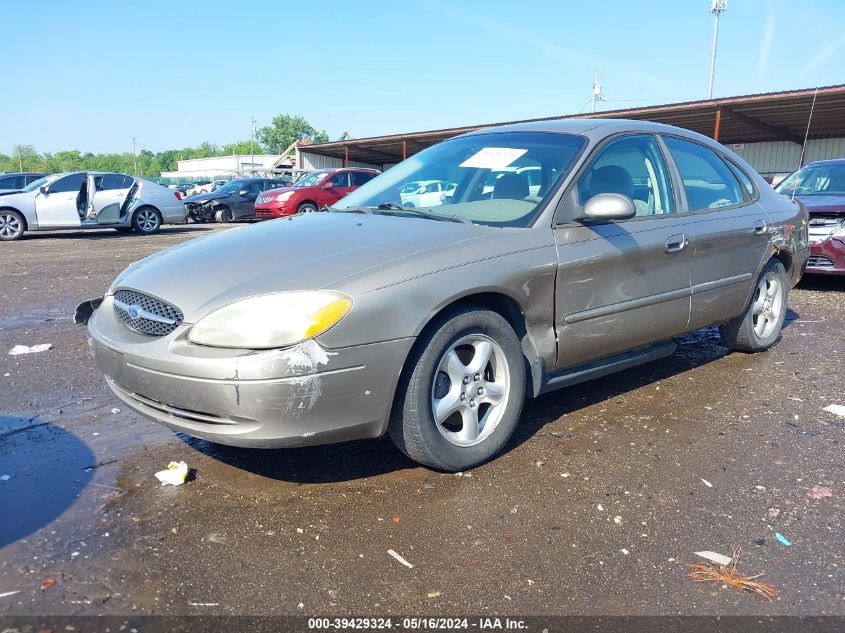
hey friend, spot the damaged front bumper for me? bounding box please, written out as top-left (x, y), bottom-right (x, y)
top-left (85, 295), bottom-right (414, 448)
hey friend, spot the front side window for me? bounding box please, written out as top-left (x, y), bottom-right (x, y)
top-left (775, 163), bottom-right (845, 196)
top-left (215, 178), bottom-right (250, 194)
top-left (328, 172), bottom-right (350, 188)
top-left (294, 171), bottom-right (330, 188)
top-left (334, 131), bottom-right (586, 227)
top-left (49, 173), bottom-right (86, 193)
top-left (663, 136), bottom-right (745, 210)
top-left (577, 135), bottom-right (675, 216)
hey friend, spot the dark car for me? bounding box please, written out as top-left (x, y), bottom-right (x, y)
top-left (775, 158), bottom-right (845, 274)
top-left (184, 177), bottom-right (290, 223)
top-left (0, 172), bottom-right (47, 191)
top-left (254, 168), bottom-right (379, 218)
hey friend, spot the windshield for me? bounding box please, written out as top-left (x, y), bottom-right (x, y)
top-left (215, 178), bottom-right (251, 194)
top-left (776, 163), bottom-right (845, 196)
top-left (333, 131), bottom-right (586, 227)
top-left (22, 175), bottom-right (55, 192)
top-left (294, 171), bottom-right (330, 188)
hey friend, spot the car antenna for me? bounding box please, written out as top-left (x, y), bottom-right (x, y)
top-left (791, 86), bottom-right (819, 201)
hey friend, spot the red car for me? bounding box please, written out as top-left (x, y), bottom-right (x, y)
top-left (254, 168), bottom-right (380, 218)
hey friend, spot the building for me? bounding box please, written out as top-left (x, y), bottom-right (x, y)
top-left (297, 84), bottom-right (845, 180)
top-left (160, 153), bottom-right (295, 182)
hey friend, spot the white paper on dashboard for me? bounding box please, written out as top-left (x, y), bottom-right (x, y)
top-left (459, 147), bottom-right (527, 170)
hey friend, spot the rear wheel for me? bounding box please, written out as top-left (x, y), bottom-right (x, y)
top-left (132, 207), bottom-right (162, 235)
top-left (0, 210), bottom-right (25, 241)
top-left (719, 259), bottom-right (788, 352)
top-left (388, 307), bottom-right (525, 471)
top-left (297, 202), bottom-right (318, 214)
top-left (215, 206), bottom-right (233, 223)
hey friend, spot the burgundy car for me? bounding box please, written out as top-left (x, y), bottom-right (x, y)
top-left (254, 168), bottom-right (380, 218)
top-left (776, 159), bottom-right (845, 275)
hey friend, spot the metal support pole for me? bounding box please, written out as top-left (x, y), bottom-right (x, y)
top-left (713, 106), bottom-right (722, 141)
top-left (707, 11), bottom-right (720, 99)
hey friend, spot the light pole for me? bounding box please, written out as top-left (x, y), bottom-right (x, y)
top-left (707, 0), bottom-right (728, 99)
top-left (132, 137), bottom-right (138, 176)
top-left (251, 117), bottom-right (256, 175)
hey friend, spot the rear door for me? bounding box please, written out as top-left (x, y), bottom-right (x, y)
top-left (349, 170), bottom-right (376, 193)
top-left (660, 136), bottom-right (771, 328)
top-left (91, 173), bottom-right (135, 223)
top-left (34, 173), bottom-right (86, 227)
top-left (552, 134), bottom-right (692, 369)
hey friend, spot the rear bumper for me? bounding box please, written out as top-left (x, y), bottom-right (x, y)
top-left (87, 296), bottom-right (413, 448)
top-left (807, 238), bottom-right (845, 275)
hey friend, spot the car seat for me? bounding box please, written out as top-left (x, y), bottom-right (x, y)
top-left (492, 173), bottom-right (529, 200)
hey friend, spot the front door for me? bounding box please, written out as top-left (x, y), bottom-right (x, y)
top-left (660, 136), bottom-right (772, 329)
top-left (34, 173), bottom-right (86, 227)
top-left (317, 171), bottom-right (353, 207)
top-left (552, 134), bottom-right (692, 369)
top-left (232, 180), bottom-right (262, 219)
top-left (90, 173), bottom-right (135, 223)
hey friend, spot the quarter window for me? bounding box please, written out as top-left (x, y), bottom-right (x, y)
top-left (99, 174), bottom-right (133, 190)
top-left (663, 137), bottom-right (745, 210)
top-left (578, 135), bottom-right (675, 216)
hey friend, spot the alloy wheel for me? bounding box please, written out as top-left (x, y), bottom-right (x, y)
top-left (430, 334), bottom-right (510, 447)
top-left (136, 209), bottom-right (160, 232)
top-left (751, 270), bottom-right (783, 339)
top-left (0, 212), bottom-right (22, 239)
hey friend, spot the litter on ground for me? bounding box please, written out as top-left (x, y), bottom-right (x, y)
top-left (701, 478), bottom-right (713, 488)
top-left (694, 551), bottom-right (733, 566)
top-left (387, 549), bottom-right (414, 569)
top-left (155, 461), bottom-right (189, 486)
top-left (110, 407), bottom-right (121, 414)
top-left (807, 485), bottom-right (833, 500)
top-left (0, 591), bottom-right (20, 599)
top-left (775, 533), bottom-right (792, 547)
top-left (8, 343), bottom-right (52, 355)
top-left (688, 547), bottom-right (778, 601)
top-left (822, 404), bottom-right (845, 417)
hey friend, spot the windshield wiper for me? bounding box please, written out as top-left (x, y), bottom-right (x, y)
top-left (376, 202), bottom-right (469, 224)
top-left (328, 206), bottom-right (373, 214)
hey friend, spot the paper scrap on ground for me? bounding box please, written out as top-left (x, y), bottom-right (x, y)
top-left (459, 147), bottom-right (527, 170)
top-left (823, 404), bottom-right (845, 417)
top-left (701, 478), bottom-right (713, 488)
top-left (775, 533), bottom-right (792, 547)
top-left (695, 551), bottom-right (733, 566)
top-left (155, 461), bottom-right (189, 486)
top-left (387, 549), bottom-right (414, 569)
top-left (8, 344), bottom-right (52, 356)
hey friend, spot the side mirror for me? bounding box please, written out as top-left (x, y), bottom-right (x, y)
top-left (238, 189), bottom-right (249, 196)
top-left (322, 181), bottom-right (334, 189)
top-left (40, 185), bottom-right (49, 195)
top-left (582, 193), bottom-right (636, 221)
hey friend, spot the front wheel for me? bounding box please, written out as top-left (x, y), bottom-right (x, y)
top-left (388, 307), bottom-right (525, 471)
top-left (214, 206), bottom-right (233, 223)
top-left (132, 207), bottom-right (162, 235)
top-left (720, 259), bottom-right (788, 352)
top-left (0, 210), bottom-right (25, 241)
top-left (297, 202), bottom-right (318, 214)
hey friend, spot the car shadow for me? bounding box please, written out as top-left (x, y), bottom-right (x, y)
top-left (183, 316), bottom-right (800, 483)
top-left (796, 275), bottom-right (845, 291)
top-left (18, 226), bottom-right (218, 241)
top-left (0, 418), bottom-right (94, 548)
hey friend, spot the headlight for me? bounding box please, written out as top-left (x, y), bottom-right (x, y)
top-left (187, 291), bottom-right (351, 349)
top-left (276, 191), bottom-right (294, 203)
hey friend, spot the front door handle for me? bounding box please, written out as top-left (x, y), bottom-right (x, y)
top-left (752, 220), bottom-right (768, 236)
top-left (664, 234), bottom-right (689, 254)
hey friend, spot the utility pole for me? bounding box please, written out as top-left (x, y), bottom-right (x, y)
top-left (591, 72), bottom-right (606, 113)
top-left (18, 146), bottom-right (23, 172)
top-left (707, 0), bottom-right (728, 99)
top-left (251, 117), bottom-right (256, 175)
top-left (132, 137), bottom-right (138, 176)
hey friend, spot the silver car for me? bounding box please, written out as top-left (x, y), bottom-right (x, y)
top-left (0, 172), bottom-right (186, 241)
top-left (82, 119), bottom-right (808, 471)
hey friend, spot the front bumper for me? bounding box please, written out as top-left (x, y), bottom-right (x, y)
top-left (254, 204), bottom-right (292, 218)
top-left (87, 296), bottom-right (414, 448)
top-left (807, 237), bottom-right (845, 275)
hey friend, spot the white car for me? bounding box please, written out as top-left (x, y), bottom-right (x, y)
top-left (399, 180), bottom-right (457, 208)
top-left (186, 180), bottom-right (227, 196)
top-left (0, 172), bottom-right (187, 241)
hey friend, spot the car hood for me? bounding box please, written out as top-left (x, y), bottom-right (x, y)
top-left (793, 194), bottom-right (845, 215)
top-left (184, 191), bottom-right (230, 203)
top-left (112, 212), bottom-right (489, 322)
top-left (0, 189), bottom-right (25, 196)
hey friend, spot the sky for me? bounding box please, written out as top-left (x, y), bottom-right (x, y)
top-left (2, 0), bottom-right (844, 155)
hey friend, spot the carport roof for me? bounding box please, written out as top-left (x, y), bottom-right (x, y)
top-left (301, 84), bottom-right (845, 166)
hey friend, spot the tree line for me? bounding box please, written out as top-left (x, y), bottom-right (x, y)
top-left (1, 114), bottom-right (330, 181)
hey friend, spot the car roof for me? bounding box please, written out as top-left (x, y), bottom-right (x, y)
top-left (805, 158), bottom-right (845, 167)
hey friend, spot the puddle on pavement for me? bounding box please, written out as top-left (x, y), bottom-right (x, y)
top-left (0, 304), bottom-right (75, 329)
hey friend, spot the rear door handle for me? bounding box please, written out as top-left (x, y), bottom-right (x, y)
top-left (752, 220), bottom-right (768, 236)
top-left (664, 234), bottom-right (689, 254)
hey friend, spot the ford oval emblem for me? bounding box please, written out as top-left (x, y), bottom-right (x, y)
top-left (127, 305), bottom-right (141, 320)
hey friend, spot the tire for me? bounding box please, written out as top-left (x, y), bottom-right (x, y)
top-left (404, 201), bottom-right (415, 208)
top-left (297, 202), bottom-right (318, 214)
top-left (132, 207), bottom-right (162, 235)
top-left (388, 307), bottom-right (526, 471)
top-left (215, 206), bottom-right (233, 223)
top-left (719, 258), bottom-right (788, 353)
top-left (0, 209), bottom-right (25, 241)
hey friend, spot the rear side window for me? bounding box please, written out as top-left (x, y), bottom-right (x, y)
top-left (728, 162), bottom-right (756, 198)
top-left (50, 173), bottom-right (86, 193)
top-left (351, 171), bottom-right (375, 186)
top-left (100, 174), bottom-right (134, 190)
top-left (0, 175), bottom-right (25, 189)
top-left (663, 137), bottom-right (746, 211)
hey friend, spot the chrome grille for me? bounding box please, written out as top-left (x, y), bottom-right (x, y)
top-left (113, 289), bottom-right (183, 336)
top-left (807, 255), bottom-right (835, 268)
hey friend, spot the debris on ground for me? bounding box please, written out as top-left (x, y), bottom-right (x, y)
top-left (387, 549), bottom-right (414, 569)
top-left (694, 551), bottom-right (733, 566)
top-left (110, 407), bottom-right (121, 414)
top-left (700, 478), bottom-right (713, 488)
top-left (41, 578), bottom-right (57, 590)
top-left (775, 533), bottom-right (792, 547)
top-left (426, 591), bottom-right (442, 599)
top-left (688, 547), bottom-right (778, 601)
top-left (768, 508), bottom-right (781, 518)
top-left (807, 485), bottom-right (833, 500)
top-left (392, 515), bottom-right (401, 525)
top-left (8, 343), bottom-right (52, 355)
top-left (822, 404), bottom-right (845, 417)
top-left (0, 591), bottom-right (20, 599)
top-left (189, 602), bottom-right (219, 606)
top-left (154, 461), bottom-right (189, 486)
